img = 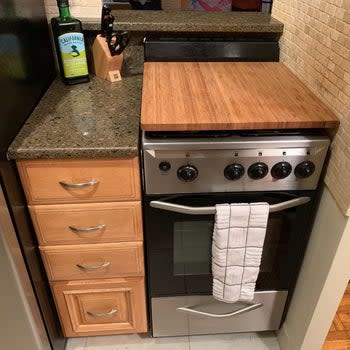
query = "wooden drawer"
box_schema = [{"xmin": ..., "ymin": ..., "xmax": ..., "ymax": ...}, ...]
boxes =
[
  {"xmin": 17, "ymin": 158, "xmax": 140, "ymax": 205},
  {"xmin": 51, "ymin": 277, "xmax": 147, "ymax": 337},
  {"xmin": 29, "ymin": 202, "xmax": 143, "ymax": 245},
  {"xmin": 40, "ymin": 243, "xmax": 144, "ymax": 281}
]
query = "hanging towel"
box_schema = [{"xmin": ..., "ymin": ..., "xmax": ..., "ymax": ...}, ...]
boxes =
[{"xmin": 212, "ymin": 202, "xmax": 269, "ymax": 303}]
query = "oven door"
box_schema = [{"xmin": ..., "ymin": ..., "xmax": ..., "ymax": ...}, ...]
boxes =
[
  {"xmin": 144, "ymin": 191, "xmax": 315, "ymax": 336},
  {"xmin": 144, "ymin": 191, "xmax": 315, "ymax": 298}
]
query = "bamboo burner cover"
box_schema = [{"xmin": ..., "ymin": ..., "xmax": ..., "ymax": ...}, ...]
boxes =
[{"xmin": 141, "ymin": 62, "xmax": 339, "ymax": 131}]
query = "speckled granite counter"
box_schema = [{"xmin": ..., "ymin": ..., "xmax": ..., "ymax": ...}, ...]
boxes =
[
  {"xmin": 82, "ymin": 11, "xmax": 283, "ymax": 35},
  {"xmin": 8, "ymin": 72, "xmax": 142, "ymax": 160},
  {"xmin": 8, "ymin": 11, "xmax": 284, "ymax": 160}
]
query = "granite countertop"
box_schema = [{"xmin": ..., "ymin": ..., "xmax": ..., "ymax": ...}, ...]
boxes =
[
  {"xmin": 8, "ymin": 11, "xmax": 284, "ymax": 160},
  {"xmin": 83, "ymin": 10, "xmax": 283, "ymax": 34},
  {"xmin": 8, "ymin": 71, "xmax": 142, "ymax": 160}
]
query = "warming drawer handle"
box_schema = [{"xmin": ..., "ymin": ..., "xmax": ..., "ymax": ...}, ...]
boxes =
[
  {"xmin": 69, "ymin": 224, "xmax": 106, "ymax": 234},
  {"xmin": 76, "ymin": 261, "xmax": 110, "ymax": 271},
  {"xmin": 150, "ymin": 196, "xmax": 311, "ymax": 215},
  {"xmin": 59, "ymin": 179, "xmax": 99, "ymax": 189},
  {"xmin": 87, "ymin": 308, "xmax": 118, "ymax": 318},
  {"xmin": 177, "ymin": 302, "xmax": 263, "ymax": 319}
]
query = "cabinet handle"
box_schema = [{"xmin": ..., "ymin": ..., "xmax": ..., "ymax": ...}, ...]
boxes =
[
  {"xmin": 69, "ymin": 224, "xmax": 106, "ymax": 234},
  {"xmin": 87, "ymin": 308, "xmax": 118, "ymax": 318},
  {"xmin": 76, "ymin": 261, "xmax": 110, "ymax": 271},
  {"xmin": 59, "ymin": 179, "xmax": 99, "ymax": 189}
]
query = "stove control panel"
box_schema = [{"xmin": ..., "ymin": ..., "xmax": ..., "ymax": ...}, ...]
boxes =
[{"xmin": 142, "ymin": 133, "xmax": 330, "ymax": 195}]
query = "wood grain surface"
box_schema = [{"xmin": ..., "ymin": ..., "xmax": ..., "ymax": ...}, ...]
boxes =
[
  {"xmin": 29, "ymin": 201, "xmax": 143, "ymax": 245},
  {"xmin": 323, "ymin": 284, "xmax": 350, "ymax": 350},
  {"xmin": 40, "ymin": 242, "xmax": 144, "ymax": 281},
  {"xmin": 141, "ymin": 62, "xmax": 339, "ymax": 131},
  {"xmin": 17, "ymin": 158, "xmax": 141, "ymax": 205},
  {"xmin": 51, "ymin": 277, "xmax": 147, "ymax": 337}
]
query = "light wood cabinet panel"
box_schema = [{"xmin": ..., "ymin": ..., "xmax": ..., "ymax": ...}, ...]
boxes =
[
  {"xmin": 17, "ymin": 157, "xmax": 147, "ymax": 337},
  {"xmin": 40, "ymin": 243, "xmax": 144, "ymax": 281},
  {"xmin": 51, "ymin": 277, "xmax": 147, "ymax": 337},
  {"xmin": 17, "ymin": 158, "xmax": 141, "ymax": 205},
  {"xmin": 29, "ymin": 202, "xmax": 143, "ymax": 245}
]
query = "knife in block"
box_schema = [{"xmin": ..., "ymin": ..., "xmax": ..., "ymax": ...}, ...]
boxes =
[{"xmin": 91, "ymin": 34, "xmax": 123, "ymax": 83}]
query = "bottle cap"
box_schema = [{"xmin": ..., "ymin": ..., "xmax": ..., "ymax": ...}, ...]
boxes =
[{"xmin": 57, "ymin": 0, "xmax": 69, "ymax": 7}]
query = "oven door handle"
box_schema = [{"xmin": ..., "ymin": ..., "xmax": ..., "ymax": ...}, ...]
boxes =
[
  {"xmin": 177, "ymin": 302, "xmax": 263, "ymax": 318},
  {"xmin": 150, "ymin": 196, "xmax": 311, "ymax": 215}
]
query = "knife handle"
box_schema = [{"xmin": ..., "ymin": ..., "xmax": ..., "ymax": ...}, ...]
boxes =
[
  {"xmin": 101, "ymin": 4, "xmax": 113, "ymax": 37},
  {"xmin": 107, "ymin": 31, "xmax": 129, "ymax": 56}
]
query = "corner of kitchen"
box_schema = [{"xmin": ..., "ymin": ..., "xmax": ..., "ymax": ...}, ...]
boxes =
[{"xmin": 0, "ymin": 1, "xmax": 349, "ymax": 350}]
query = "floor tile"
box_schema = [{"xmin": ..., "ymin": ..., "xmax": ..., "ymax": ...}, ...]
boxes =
[
  {"xmin": 65, "ymin": 337, "xmax": 87, "ymax": 350},
  {"xmin": 84, "ymin": 333, "xmax": 190, "ymax": 350},
  {"xmin": 189, "ymin": 332, "xmax": 280, "ymax": 350}
]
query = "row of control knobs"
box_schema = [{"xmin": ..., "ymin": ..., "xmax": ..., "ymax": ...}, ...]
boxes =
[
  {"xmin": 225, "ymin": 161, "xmax": 315, "ymax": 180},
  {"xmin": 159, "ymin": 161, "xmax": 315, "ymax": 182}
]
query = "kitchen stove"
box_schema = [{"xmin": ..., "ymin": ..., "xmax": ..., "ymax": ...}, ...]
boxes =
[
  {"xmin": 142, "ymin": 129, "xmax": 330, "ymax": 337},
  {"xmin": 142, "ymin": 31, "xmax": 331, "ymax": 337}
]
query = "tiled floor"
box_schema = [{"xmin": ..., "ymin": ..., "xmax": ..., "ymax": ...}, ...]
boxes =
[
  {"xmin": 322, "ymin": 284, "xmax": 350, "ymax": 350},
  {"xmin": 66, "ymin": 332, "xmax": 280, "ymax": 350}
]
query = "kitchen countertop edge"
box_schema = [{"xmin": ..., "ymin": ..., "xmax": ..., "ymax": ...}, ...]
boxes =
[
  {"xmin": 82, "ymin": 11, "xmax": 284, "ymax": 34},
  {"xmin": 7, "ymin": 73, "xmax": 142, "ymax": 161}
]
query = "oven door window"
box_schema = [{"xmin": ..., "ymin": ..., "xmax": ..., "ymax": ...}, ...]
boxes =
[
  {"xmin": 144, "ymin": 192, "xmax": 314, "ymax": 298},
  {"xmin": 173, "ymin": 220, "xmax": 213, "ymax": 276}
]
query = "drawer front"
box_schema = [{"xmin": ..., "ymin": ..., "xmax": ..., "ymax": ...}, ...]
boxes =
[
  {"xmin": 151, "ymin": 291, "xmax": 288, "ymax": 337},
  {"xmin": 17, "ymin": 158, "xmax": 140, "ymax": 204},
  {"xmin": 30, "ymin": 202, "xmax": 143, "ymax": 245},
  {"xmin": 40, "ymin": 243, "xmax": 144, "ymax": 281},
  {"xmin": 51, "ymin": 277, "xmax": 147, "ymax": 337}
]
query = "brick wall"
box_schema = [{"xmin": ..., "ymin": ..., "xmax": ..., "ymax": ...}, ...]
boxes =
[
  {"xmin": 272, "ymin": 0, "xmax": 350, "ymax": 215},
  {"xmin": 44, "ymin": 0, "xmax": 100, "ymax": 18}
]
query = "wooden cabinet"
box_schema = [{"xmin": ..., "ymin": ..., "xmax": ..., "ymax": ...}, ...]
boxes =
[
  {"xmin": 40, "ymin": 242, "xmax": 144, "ymax": 281},
  {"xmin": 17, "ymin": 158, "xmax": 147, "ymax": 337},
  {"xmin": 29, "ymin": 202, "xmax": 142, "ymax": 245},
  {"xmin": 17, "ymin": 158, "xmax": 141, "ymax": 204},
  {"xmin": 51, "ymin": 278, "xmax": 147, "ymax": 337}
]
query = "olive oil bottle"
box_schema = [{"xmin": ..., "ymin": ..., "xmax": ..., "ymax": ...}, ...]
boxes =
[{"xmin": 51, "ymin": 0, "xmax": 89, "ymax": 85}]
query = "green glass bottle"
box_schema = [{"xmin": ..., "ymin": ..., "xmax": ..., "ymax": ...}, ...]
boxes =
[{"xmin": 51, "ymin": 0, "xmax": 89, "ymax": 85}]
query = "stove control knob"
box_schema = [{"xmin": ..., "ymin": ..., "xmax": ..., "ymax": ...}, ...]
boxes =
[
  {"xmin": 177, "ymin": 165, "xmax": 198, "ymax": 182},
  {"xmin": 295, "ymin": 161, "xmax": 315, "ymax": 179},
  {"xmin": 159, "ymin": 161, "xmax": 171, "ymax": 172},
  {"xmin": 248, "ymin": 162, "xmax": 269, "ymax": 180},
  {"xmin": 271, "ymin": 162, "xmax": 292, "ymax": 179},
  {"xmin": 224, "ymin": 164, "xmax": 245, "ymax": 181}
]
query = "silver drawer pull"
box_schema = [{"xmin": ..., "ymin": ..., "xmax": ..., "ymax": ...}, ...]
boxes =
[
  {"xmin": 87, "ymin": 308, "xmax": 118, "ymax": 318},
  {"xmin": 59, "ymin": 179, "xmax": 99, "ymax": 189},
  {"xmin": 69, "ymin": 224, "xmax": 106, "ymax": 234},
  {"xmin": 177, "ymin": 302, "xmax": 263, "ymax": 318},
  {"xmin": 76, "ymin": 261, "xmax": 110, "ymax": 271}
]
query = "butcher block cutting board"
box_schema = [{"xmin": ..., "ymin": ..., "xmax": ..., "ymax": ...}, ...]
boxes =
[{"xmin": 141, "ymin": 62, "xmax": 339, "ymax": 131}]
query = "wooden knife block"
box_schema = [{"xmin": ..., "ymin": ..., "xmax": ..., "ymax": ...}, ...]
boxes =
[{"xmin": 92, "ymin": 35, "xmax": 123, "ymax": 83}]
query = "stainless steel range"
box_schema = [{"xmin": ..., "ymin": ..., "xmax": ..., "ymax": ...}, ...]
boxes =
[{"xmin": 141, "ymin": 130, "xmax": 329, "ymax": 337}]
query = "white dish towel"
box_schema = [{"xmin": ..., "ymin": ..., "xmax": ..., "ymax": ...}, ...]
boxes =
[{"xmin": 212, "ymin": 202, "xmax": 269, "ymax": 303}]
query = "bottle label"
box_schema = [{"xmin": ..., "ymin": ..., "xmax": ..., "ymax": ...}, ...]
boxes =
[{"xmin": 58, "ymin": 32, "xmax": 88, "ymax": 78}]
